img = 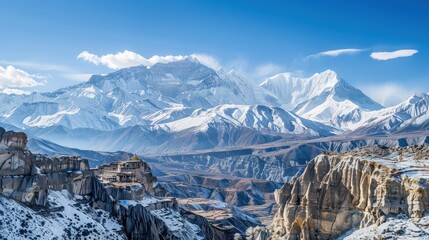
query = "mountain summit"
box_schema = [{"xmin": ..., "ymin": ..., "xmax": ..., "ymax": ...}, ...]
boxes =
[
  {"xmin": 0, "ymin": 59, "xmax": 278, "ymax": 130},
  {"xmin": 260, "ymin": 70, "xmax": 383, "ymax": 128},
  {"xmin": 352, "ymin": 92, "xmax": 429, "ymax": 134},
  {"xmin": 2, "ymin": 62, "xmax": 427, "ymax": 154}
]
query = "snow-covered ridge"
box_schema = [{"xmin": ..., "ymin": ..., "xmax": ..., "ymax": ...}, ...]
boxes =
[
  {"xmin": 259, "ymin": 70, "xmax": 429, "ymax": 133},
  {"xmin": 0, "ymin": 190, "xmax": 125, "ymax": 240},
  {"xmin": 340, "ymin": 214, "xmax": 429, "ymax": 239},
  {"xmin": 0, "ymin": 59, "xmax": 428, "ymax": 146},
  {"xmin": 158, "ymin": 104, "xmax": 336, "ymax": 136},
  {"xmin": 350, "ymin": 92, "xmax": 429, "ymax": 133},
  {"xmin": 260, "ymin": 69, "xmax": 384, "ymax": 128},
  {"xmin": 260, "ymin": 70, "xmax": 343, "ymax": 110},
  {"xmin": 0, "ymin": 59, "xmax": 278, "ymax": 130}
]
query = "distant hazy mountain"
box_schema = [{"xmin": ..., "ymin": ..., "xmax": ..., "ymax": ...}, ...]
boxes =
[
  {"xmin": 22, "ymin": 104, "xmax": 336, "ymax": 154},
  {"xmin": 27, "ymin": 137, "xmax": 132, "ymax": 167}
]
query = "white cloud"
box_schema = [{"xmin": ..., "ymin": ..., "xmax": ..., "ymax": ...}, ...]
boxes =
[
  {"xmin": 221, "ymin": 59, "xmax": 291, "ymax": 83},
  {"xmin": 190, "ymin": 53, "xmax": 221, "ymax": 69},
  {"xmin": 77, "ymin": 50, "xmax": 188, "ymax": 69},
  {"xmin": 370, "ymin": 49, "xmax": 418, "ymax": 60},
  {"xmin": 0, "ymin": 60, "xmax": 73, "ymax": 72},
  {"xmin": 362, "ymin": 83, "xmax": 416, "ymax": 107},
  {"xmin": 307, "ymin": 48, "xmax": 364, "ymax": 59},
  {"xmin": 77, "ymin": 50, "xmax": 226, "ymax": 70},
  {"xmin": 0, "ymin": 60, "xmax": 93, "ymax": 83},
  {"xmin": 1, "ymin": 88, "xmax": 31, "ymax": 95},
  {"xmin": 60, "ymin": 73, "xmax": 93, "ymax": 82},
  {"xmin": 254, "ymin": 63, "xmax": 284, "ymax": 79},
  {"xmin": 0, "ymin": 65, "xmax": 44, "ymax": 89}
]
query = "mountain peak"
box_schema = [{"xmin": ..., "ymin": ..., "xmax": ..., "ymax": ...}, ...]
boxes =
[
  {"xmin": 272, "ymin": 72, "xmax": 294, "ymax": 79},
  {"xmin": 319, "ymin": 69, "xmax": 338, "ymax": 77},
  {"xmin": 260, "ymin": 72, "xmax": 301, "ymax": 87},
  {"xmin": 309, "ymin": 69, "xmax": 342, "ymax": 87},
  {"xmin": 151, "ymin": 57, "xmax": 204, "ymax": 68},
  {"xmin": 410, "ymin": 92, "xmax": 428, "ymax": 99},
  {"xmin": 260, "ymin": 69, "xmax": 383, "ymax": 127},
  {"xmin": 403, "ymin": 92, "xmax": 429, "ymax": 105}
]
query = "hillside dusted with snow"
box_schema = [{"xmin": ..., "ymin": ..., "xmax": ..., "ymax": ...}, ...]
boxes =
[{"xmin": 351, "ymin": 93, "xmax": 429, "ymax": 134}]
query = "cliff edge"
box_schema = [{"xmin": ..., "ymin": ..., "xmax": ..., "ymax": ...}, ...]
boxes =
[
  {"xmin": 0, "ymin": 127, "xmax": 231, "ymax": 239},
  {"xmin": 249, "ymin": 145, "xmax": 429, "ymax": 239}
]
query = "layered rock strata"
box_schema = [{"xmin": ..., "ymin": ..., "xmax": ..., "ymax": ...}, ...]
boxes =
[
  {"xmin": 0, "ymin": 128, "xmax": 93, "ymax": 205},
  {"xmin": 0, "ymin": 127, "xmax": 230, "ymax": 239},
  {"xmin": 255, "ymin": 145, "xmax": 429, "ymax": 239}
]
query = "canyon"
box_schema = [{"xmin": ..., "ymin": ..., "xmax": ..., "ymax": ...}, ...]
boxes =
[
  {"xmin": 3, "ymin": 124, "xmax": 429, "ymax": 239},
  {"xmin": 0, "ymin": 127, "xmax": 257, "ymax": 239}
]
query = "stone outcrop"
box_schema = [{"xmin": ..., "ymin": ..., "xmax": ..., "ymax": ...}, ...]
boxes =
[
  {"xmin": 178, "ymin": 198, "xmax": 260, "ymax": 236},
  {"xmin": 119, "ymin": 203, "xmax": 179, "ymax": 239},
  {"xmin": 0, "ymin": 131, "xmax": 32, "ymax": 176},
  {"xmin": 0, "ymin": 127, "xmax": 230, "ymax": 239},
  {"xmin": 180, "ymin": 208, "xmax": 236, "ymax": 240},
  {"xmin": 94, "ymin": 154, "xmax": 165, "ymax": 197},
  {"xmin": 0, "ymin": 129, "xmax": 93, "ymax": 205},
  {"xmin": 255, "ymin": 145, "xmax": 429, "ymax": 239},
  {"xmin": 1, "ymin": 130, "xmax": 27, "ymax": 150}
]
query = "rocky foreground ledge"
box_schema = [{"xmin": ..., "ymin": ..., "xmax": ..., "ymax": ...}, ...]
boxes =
[
  {"xmin": 0, "ymin": 127, "xmax": 245, "ymax": 239},
  {"xmin": 248, "ymin": 144, "xmax": 429, "ymax": 239}
]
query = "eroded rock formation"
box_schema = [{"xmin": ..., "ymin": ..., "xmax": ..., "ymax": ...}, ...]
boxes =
[
  {"xmin": 0, "ymin": 128, "xmax": 93, "ymax": 206},
  {"xmin": 0, "ymin": 127, "xmax": 232, "ymax": 239},
  {"xmin": 254, "ymin": 145, "xmax": 429, "ymax": 239}
]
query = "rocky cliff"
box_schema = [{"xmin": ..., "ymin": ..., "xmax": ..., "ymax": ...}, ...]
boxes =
[
  {"xmin": 252, "ymin": 145, "xmax": 429, "ymax": 239},
  {"xmin": 0, "ymin": 127, "xmax": 94, "ymax": 206},
  {"xmin": 0, "ymin": 127, "xmax": 233, "ymax": 239}
]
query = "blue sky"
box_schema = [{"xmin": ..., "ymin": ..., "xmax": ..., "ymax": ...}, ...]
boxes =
[{"xmin": 0, "ymin": 0, "xmax": 427, "ymax": 106}]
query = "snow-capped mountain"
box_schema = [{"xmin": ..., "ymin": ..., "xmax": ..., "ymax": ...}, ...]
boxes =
[
  {"xmin": 27, "ymin": 137, "xmax": 132, "ymax": 167},
  {"xmin": 1, "ymin": 58, "xmax": 428, "ymax": 155},
  {"xmin": 352, "ymin": 92, "xmax": 429, "ymax": 134},
  {"xmin": 19, "ymin": 104, "xmax": 336, "ymax": 154},
  {"xmin": 260, "ymin": 70, "xmax": 383, "ymax": 128},
  {"xmin": 260, "ymin": 70, "xmax": 429, "ymax": 134},
  {"xmin": 0, "ymin": 61, "xmax": 381, "ymax": 134},
  {"xmin": 0, "ymin": 58, "xmax": 278, "ymax": 130},
  {"xmin": 156, "ymin": 104, "xmax": 336, "ymax": 136},
  {"xmin": 0, "ymin": 58, "xmax": 338, "ymax": 154}
]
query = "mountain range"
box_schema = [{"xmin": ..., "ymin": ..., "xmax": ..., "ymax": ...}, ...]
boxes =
[{"xmin": 0, "ymin": 57, "xmax": 428, "ymax": 154}]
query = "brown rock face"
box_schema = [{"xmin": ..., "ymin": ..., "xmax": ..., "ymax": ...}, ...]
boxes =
[
  {"xmin": 0, "ymin": 128, "xmax": 93, "ymax": 205},
  {"xmin": 266, "ymin": 145, "xmax": 429, "ymax": 240},
  {"xmin": 0, "ymin": 130, "xmax": 32, "ymax": 176},
  {"xmin": 1, "ymin": 131, "xmax": 27, "ymax": 150}
]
